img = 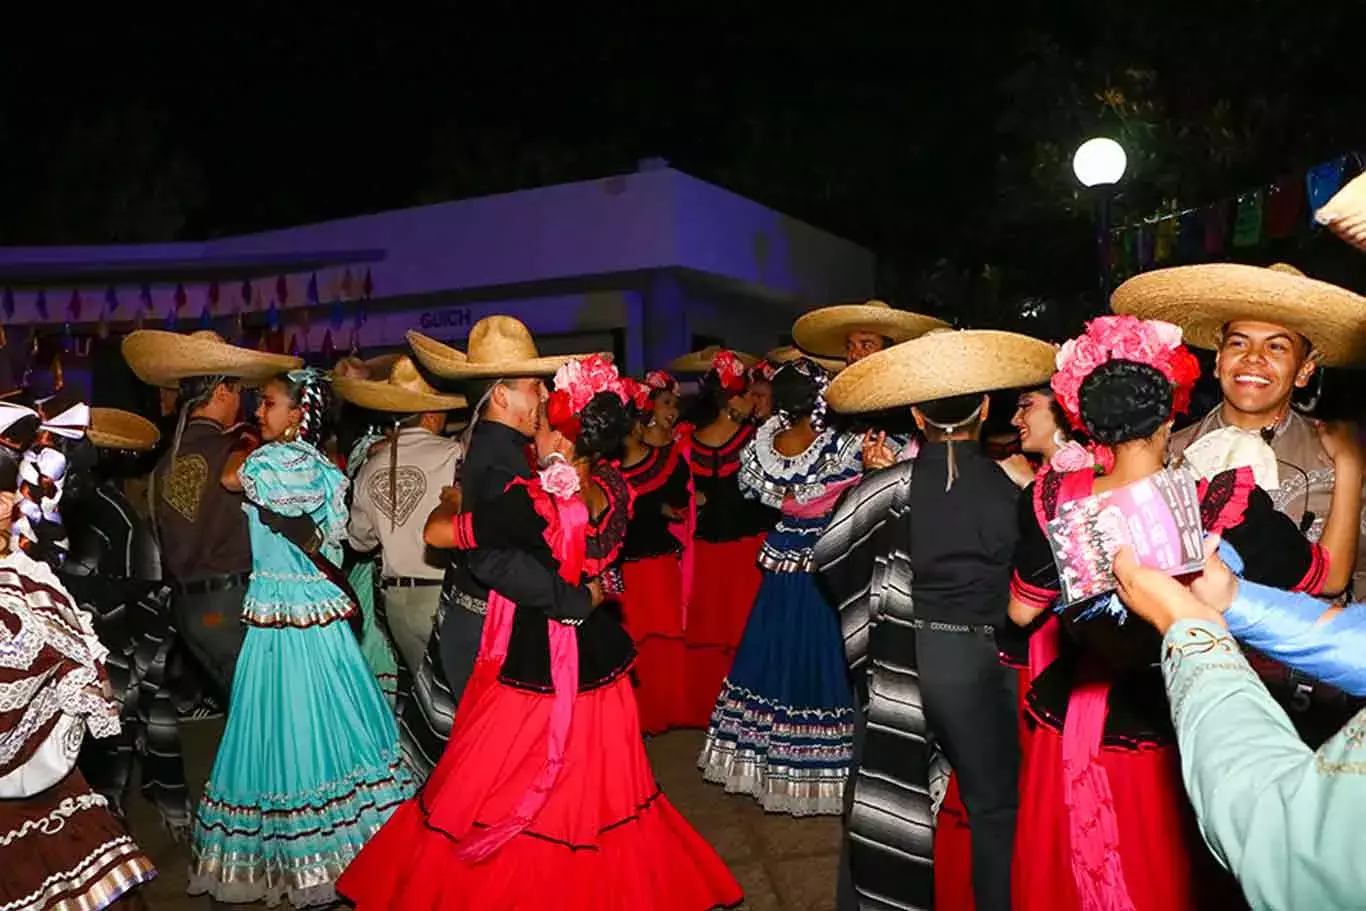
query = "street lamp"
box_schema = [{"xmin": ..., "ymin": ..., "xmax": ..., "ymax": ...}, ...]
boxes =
[{"xmin": 1073, "ymin": 137, "xmax": 1127, "ymax": 304}]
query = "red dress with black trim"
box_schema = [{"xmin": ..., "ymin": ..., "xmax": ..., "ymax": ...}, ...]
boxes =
[
  {"xmin": 1008, "ymin": 466, "xmax": 1325, "ymax": 911},
  {"xmin": 337, "ymin": 463, "xmax": 743, "ymax": 911},
  {"xmin": 619, "ymin": 443, "xmax": 694, "ymax": 734},
  {"xmin": 681, "ymin": 423, "xmax": 776, "ymax": 727}
]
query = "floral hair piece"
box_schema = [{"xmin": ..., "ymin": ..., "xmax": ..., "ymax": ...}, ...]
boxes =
[
  {"xmin": 622, "ymin": 377, "xmax": 652, "ymax": 412},
  {"xmin": 643, "ymin": 370, "xmax": 678, "ymax": 395},
  {"xmin": 749, "ymin": 359, "xmax": 779, "ymax": 383},
  {"xmin": 547, "ymin": 354, "xmax": 629, "ymax": 441},
  {"xmin": 710, "ymin": 350, "xmax": 748, "ymax": 395},
  {"xmin": 1051, "ymin": 315, "xmax": 1201, "ymax": 432}
]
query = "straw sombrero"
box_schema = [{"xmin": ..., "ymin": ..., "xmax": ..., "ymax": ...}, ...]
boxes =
[
  {"xmin": 791, "ymin": 300, "xmax": 949, "ymax": 360},
  {"xmin": 122, "ymin": 330, "xmax": 303, "ymax": 389},
  {"xmin": 826, "ymin": 329, "xmax": 1058, "ymax": 414},
  {"xmin": 1316, "ymin": 171, "xmax": 1366, "ymax": 254},
  {"xmin": 86, "ymin": 407, "xmax": 159, "ymax": 452},
  {"xmin": 764, "ymin": 346, "xmax": 844, "ymax": 374},
  {"xmin": 333, "ymin": 355, "xmax": 467, "ymax": 414},
  {"xmin": 333, "ymin": 352, "xmax": 402, "ymax": 381},
  {"xmin": 1110, "ymin": 262, "xmax": 1366, "ymax": 366},
  {"xmin": 668, "ymin": 345, "xmax": 760, "ymax": 374},
  {"xmin": 408, "ymin": 316, "xmax": 598, "ymax": 380}
]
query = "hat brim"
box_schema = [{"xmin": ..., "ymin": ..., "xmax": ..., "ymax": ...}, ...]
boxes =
[
  {"xmin": 86, "ymin": 407, "xmax": 160, "ymax": 452},
  {"xmin": 406, "ymin": 330, "xmax": 598, "ymax": 380},
  {"xmin": 764, "ymin": 347, "xmax": 844, "ymax": 374},
  {"xmin": 1316, "ymin": 171, "xmax": 1366, "ymax": 254},
  {"xmin": 1110, "ymin": 264, "xmax": 1366, "ymax": 367},
  {"xmin": 792, "ymin": 305, "xmax": 950, "ymax": 359},
  {"xmin": 332, "ymin": 376, "xmax": 467, "ymax": 414},
  {"xmin": 668, "ymin": 349, "xmax": 760, "ymax": 374},
  {"xmin": 827, "ymin": 330, "xmax": 1058, "ymax": 414},
  {"xmin": 122, "ymin": 330, "xmax": 303, "ymax": 389}
]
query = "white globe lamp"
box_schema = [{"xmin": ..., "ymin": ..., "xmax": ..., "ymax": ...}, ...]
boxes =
[{"xmin": 1072, "ymin": 138, "xmax": 1127, "ymax": 188}]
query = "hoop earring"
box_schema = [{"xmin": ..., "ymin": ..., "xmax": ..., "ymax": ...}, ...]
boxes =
[
  {"xmin": 283, "ymin": 424, "xmax": 299, "ymax": 443},
  {"xmin": 1052, "ymin": 429, "xmax": 1067, "ymax": 449}
]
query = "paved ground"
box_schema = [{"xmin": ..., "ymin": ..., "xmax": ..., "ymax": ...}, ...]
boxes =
[{"xmin": 127, "ymin": 725, "xmax": 842, "ymax": 910}]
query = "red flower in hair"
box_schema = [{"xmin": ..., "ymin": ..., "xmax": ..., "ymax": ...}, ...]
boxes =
[
  {"xmin": 623, "ymin": 377, "xmax": 652, "ymax": 411},
  {"xmin": 1052, "ymin": 315, "xmax": 1198, "ymax": 430},
  {"xmin": 546, "ymin": 388, "xmax": 581, "ymax": 440},
  {"xmin": 643, "ymin": 370, "xmax": 677, "ymax": 394},
  {"xmin": 750, "ymin": 359, "xmax": 778, "ymax": 383},
  {"xmin": 711, "ymin": 350, "xmax": 747, "ymax": 394}
]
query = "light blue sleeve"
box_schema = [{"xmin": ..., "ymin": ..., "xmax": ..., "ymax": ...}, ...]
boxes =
[
  {"xmin": 1225, "ymin": 580, "xmax": 1366, "ymax": 697},
  {"xmin": 1163, "ymin": 619, "xmax": 1366, "ymax": 909}
]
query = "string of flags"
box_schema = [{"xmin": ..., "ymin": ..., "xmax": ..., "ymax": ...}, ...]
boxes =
[{"xmin": 1107, "ymin": 151, "xmax": 1366, "ymax": 279}]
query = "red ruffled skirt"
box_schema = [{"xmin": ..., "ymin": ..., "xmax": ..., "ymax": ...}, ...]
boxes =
[
  {"xmin": 621, "ymin": 555, "xmax": 688, "ymax": 735},
  {"xmin": 683, "ymin": 535, "xmax": 764, "ymax": 728},
  {"xmin": 1012, "ymin": 724, "xmax": 1244, "ymax": 911},
  {"xmin": 337, "ymin": 673, "xmax": 743, "ymax": 910}
]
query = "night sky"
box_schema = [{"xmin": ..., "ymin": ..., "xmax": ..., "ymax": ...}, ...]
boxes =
[{"xmin": 2, "ymin": 3, "xmax": 1363, "ymax": 303}]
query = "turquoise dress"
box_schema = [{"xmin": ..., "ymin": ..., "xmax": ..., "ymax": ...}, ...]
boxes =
[{"xmin": 188, "ymin": 440, "xmax": 416, "ymax": 908}]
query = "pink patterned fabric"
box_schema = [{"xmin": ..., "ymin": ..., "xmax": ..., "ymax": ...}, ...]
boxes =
[
  {"xmin": 455, "ymin": 490, "xmax": 589, "ymax": 863},
  {"xmin": 781, "ymin": 475, "xmax": 860, "ymax": 518}
]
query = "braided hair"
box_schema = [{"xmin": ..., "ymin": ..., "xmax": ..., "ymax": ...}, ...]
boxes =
[
  {"xmin": 770, "ymin": 358, "xmax": 830, "ymax": 431},
  {"xmin": 270, "ymin": 368, "xmax": 335, "ymax": 450}
]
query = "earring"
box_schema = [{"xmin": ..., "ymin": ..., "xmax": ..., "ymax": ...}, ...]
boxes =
[
  {"xmin": 283, "ymin": 424, "xmax": 299, "ymax": 443},
  {"xmin": 1052, "ymin": 429, "xmax": 1067, "ymax": 449}
]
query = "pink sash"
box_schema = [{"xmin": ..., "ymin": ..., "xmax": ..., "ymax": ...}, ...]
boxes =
[{"xmin": 455, "ymin": 489, "xmax": 588, "ymax": 863}]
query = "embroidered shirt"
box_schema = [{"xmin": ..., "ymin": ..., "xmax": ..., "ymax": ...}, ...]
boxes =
[{"xmin": 152, "ymin": 418, "xmax": 253, "ymax": 581}]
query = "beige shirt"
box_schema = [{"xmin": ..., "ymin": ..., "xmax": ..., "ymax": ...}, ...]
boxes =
[
  {"xmin": 1170, "ymin": 407, "xmax": 1366, "ymax": 594},
  {"xmin": 349, "ymin": 428, "xmax": 464, "ymax": 581}
]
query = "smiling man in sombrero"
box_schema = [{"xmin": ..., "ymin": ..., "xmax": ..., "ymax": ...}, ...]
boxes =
[
  {"xmin": 813, "ymin": 328, "xmax": 1058, "ymax": 911},
  {"xmin": 792, "ymin": 299, "xmax": 949, "ymax": 366},
  {"xmin": 407, "ymin": 316, "xmax": 605, "ymax": 766},
  {"xmin": 121, "ymin": 329, "xmax": 302, "ymax": 713}
]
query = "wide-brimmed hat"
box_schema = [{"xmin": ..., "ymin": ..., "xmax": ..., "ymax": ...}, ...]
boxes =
[
  {"xmin": 1316, "ymin": 171, "xmax": 1366, "ymax": 254},
  {"xmin": 122, "ymin": 330, "xmax": 303, "ymax": 389},
  {"xmin": 86, "ymin": 407, "xmax": 160, "ymax": 452},
  {"xmin": 826, "ymin": 329, "xmax": 1058, "ymax": 414},
  {"xmin": 791, "ymin": 300, "xmax": 949, "ymax": 359},
  {"xmin": 764, "ymin": 345, "xmax": 844, "ymax": 374},
  {"xmin": 408, "ymin": 315, "xmax": 599, "ymax": 380},
  {"xmin": 668, "ymin": 345, "xmax": 760, "ymax": 374},
  {"xmin": 333, "ymin": 355, "xmax": 467, "ymax": 414},
  {"xmin": 333, "ymin": 352, "xmax": 402, "ymax": 381},
  {"xmin": 1110, "ymin": 262, "xmax": 1366, "ymax": 366}
]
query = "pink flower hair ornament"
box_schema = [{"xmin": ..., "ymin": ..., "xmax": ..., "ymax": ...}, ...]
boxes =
[
  {"xmin": 547, "ymin": 354, "xmax": 631, "ymax": 440},
  {"xmin": 710, "ymin": 350, "xmax": 748, "ymax": 394},
  {"xmin": 643, "ymin": 370, "xmax": 679, "ymax": 395},
  {"xmin": 1051, "ymin": 315, "xmax": 1201, "ymax": 433}
]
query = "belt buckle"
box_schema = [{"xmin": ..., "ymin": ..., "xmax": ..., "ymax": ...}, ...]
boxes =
[{"xmin": 1290, "ymin": 683, "xmax": 1313, "ymax": 713}]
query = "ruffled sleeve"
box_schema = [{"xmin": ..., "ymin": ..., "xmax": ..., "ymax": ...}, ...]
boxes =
[
  {"xmin": 1216, "ymin": 471, "xmax": 1327, "ymax": 594},
  {"xmin": 240, "ymin": 441, "xmax": 349, "ymax": 550}
]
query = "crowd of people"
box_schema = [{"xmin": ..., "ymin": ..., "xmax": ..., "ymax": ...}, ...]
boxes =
[{"xmin": 4, "ymin": 174, "xmax": 1366, "ymax": 911}]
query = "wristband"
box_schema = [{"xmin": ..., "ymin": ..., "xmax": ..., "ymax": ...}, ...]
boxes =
[{"xmin": 450, "ymin": 512, "xmax": 476, "ymax": 550}]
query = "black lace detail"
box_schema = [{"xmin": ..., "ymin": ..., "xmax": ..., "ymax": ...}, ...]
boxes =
[
  {"xmin": 586, "ymin": 462, "xmax": 631, "ymax": 566},
  {"xmin": 1038, "ymin": 467, "xmax": 1065, "ymax": 522},
  {"xmin": 688, "ymin": 424, "xmax": 754, "ymax": 479},
  {"xmin": 619, "ymin": 445, "xmax": 673, "ymax": 493}
]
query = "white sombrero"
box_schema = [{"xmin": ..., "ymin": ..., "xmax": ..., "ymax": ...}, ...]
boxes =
[
  {"xmin": 122, "ymin": 330, "xmax": 303, "ymax": 389},
  {"xmin": 763, "ymin": 345, "xmax": 844, "ymax": 375},
  {"xmin": 1316, "ymin": 171, "xmax": 1366, "ymax": 254},
  {"xmin": 668, "ymin": 345, "xmax": 760, "ymax": 374},
  {"xmin": 408, "ymin": 315, "xmax": 600, "ymax": 380},
  {"xmin": 827, "ymin": 329, "xmax": 1058, "ymax": 414},
  {"xmin": 333, "ymin": 355, "xmax": 467, "ymax": 414},
  {"xmin": 791, "ymin": 300, "xmax": 949, "ymax": 360},
  {"xmin": 1110, "ymin": 262, "xmax": 1366, "ymax": 366},
  {"xmin": 86, "ymin": 408, "xmax": 159, "ymax": 452}
]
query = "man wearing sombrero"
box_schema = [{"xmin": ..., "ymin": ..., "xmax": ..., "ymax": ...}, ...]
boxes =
[
  {"xmin": 1112, "ymin": 262, "xmax": 1366, "ymax": 737},
  {"xmin": 122, "ymin": 329, "xmax": 303, "ymax": 708},
  {"xmin": 408, "ymin": 317, "xmax": 603, "ymax": 759},
  {"xmin": 792, "ymin": 299, "xmax": 948, "ymax": 366},
  {"xmin": 814, "ymin": 329, "xmax": 1058, "ymax": 911},
  {"xmin": 336, "ymin": 356, "xmax": 466, "ymax": 678}
]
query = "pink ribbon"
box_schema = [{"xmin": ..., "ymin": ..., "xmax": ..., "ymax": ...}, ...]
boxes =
[
  {"xmin": 455, "ymin": 493, "xmax": 588, "ymax": 863},
  {"xmin": 782, "ymin": 475, "xmax": 860, "ymax": 519}
]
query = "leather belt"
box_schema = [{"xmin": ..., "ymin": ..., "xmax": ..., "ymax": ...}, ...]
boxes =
[
  {"xmin": 911, "ymin": 617, "xmax": 996, "ymax": 637},
  {"xmin": 383, "ymin": 576, "xmax": 443, "ymax": 589},
  {"xmin": 173, "ymin": 572, "xmax": 250, "ymax": 596}
]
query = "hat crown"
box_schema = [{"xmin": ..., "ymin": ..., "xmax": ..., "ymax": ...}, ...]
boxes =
[
  {"xmin": 466, "ymin": 316, "xmax": 541, "ymax": 365},
  {"xmin": 1268, "ymin": 262, "xmax": 1306, "ymax": 277},
  {"xmin": 387, "ymin": 356, "xmax": 441, "ymax": 396},
  {"xmin": 189, "ymin": 330, "xmax": 228, "ymax": 344}
]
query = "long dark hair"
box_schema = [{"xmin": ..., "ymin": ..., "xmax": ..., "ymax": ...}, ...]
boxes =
[{"xmin": 268, "ymin": 368, "xmax": 335, "ymax": 450}]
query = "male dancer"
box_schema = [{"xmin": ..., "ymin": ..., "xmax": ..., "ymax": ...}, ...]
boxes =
[
  {"xmin": 816, "ymin": 329, "xmax": 1058, "ymax": 911},
  {"xmin": 407, "ymin": 318, "xmax": 601, "ymax": 770}
]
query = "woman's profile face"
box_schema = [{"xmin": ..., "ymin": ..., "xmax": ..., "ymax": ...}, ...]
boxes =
[
  {"xmin": 748, "ymin": 381, "xmax": 773, "ymax": 422},
  {"xmin": 1011, "ymin": 391, "xmax": 1062, "ymax": 455},
  {"xmin": 255, "ymin": 380, "xmax": 302, "ymax": 442},
  {"xmin": 650, "ymin": 390, "xmax": 680, "ymax": 431}
]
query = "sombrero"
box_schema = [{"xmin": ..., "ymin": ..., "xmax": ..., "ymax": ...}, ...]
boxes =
[
  {"xmin": 826, "ymin": 329, "xmax": 1058, "ymax": 414},
  {"xmin": 668, "ymin": 345, "xmax": 759, "ymax": 374},
  {"xmin": 1110, "ymin": 262, "xmax": 1366, "ymax": 366},
  {"xmin": 333, "ymin": 355, "xmax": 467, "ymax": 414},
  {"xmin": 86, "ymin": 407, "xmax": 159, "ymax": 452},
  {"xmin": 122, "ymin": 330, "xmax": 303, "ymax": 389},
  {"xmin": 333, "ymin": 352, "xmax": 402, "ymax": 381},
  {"xmin": 764, "ymin": 345, "xmax": 844, "ymax": 374},
  {"xmin": 1316, "ymin": 171, "xmax": 1366, "ymax": 254},
  {"xmin": 791, "ymin": 300, "xmax": 949, "ymax": 360},
  {"xmin": 408, "ymin": 315, "xmax": 598, "ymax": 380}
]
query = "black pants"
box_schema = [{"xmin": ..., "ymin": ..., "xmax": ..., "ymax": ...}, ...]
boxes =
[
  {"xmin": 917, "ymin": 626, "xmax": 1020, "ymax": 911},
  {"xmin": 171, "ymin": 587, "xmax": 246, "ymax": 704},
  {"xmin": 438, "ymin": 597, "xmax": 487, "ymax": 707}
]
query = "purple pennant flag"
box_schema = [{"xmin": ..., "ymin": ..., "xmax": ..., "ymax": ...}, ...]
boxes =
[
  {"xmin": 2, "ymin": 288, "xmax": 14, "ymax": 319},
  {"xmin": 240, "ymin": 278, "xmax": 252, "ymax": 310},
  {"xmin": 200, "ymin": 301, "xmax": 213, "ymax": 328},
  {"xmin": 330, "ymin": 297, "xmax": 344, "ymax": 329},
  {"xmin": 35, "ymin": 290, "xmax": 47, "ymax": 320},
  {"xmin": 67, "ymin": 290, "xmax": 82, "ymax": 321},
  {"xmin": 267, "ymin": 299, "xmax": 280, "ymax": 330},
  {"xmin": 139, "ymin": 283, "xmax": 153, "ymax": 314},
  {"xmin": 104, "ymin": 285, "xmax": 118, "ymax": 313},
  {"xmin": 307, "ymin": 273, "xmax": 319, "ymax": 306}
]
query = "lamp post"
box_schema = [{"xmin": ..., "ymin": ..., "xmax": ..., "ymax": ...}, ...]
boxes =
[{"xmin": 1073, "ymin": 137, "xmax": 1128, "ymax": 303}]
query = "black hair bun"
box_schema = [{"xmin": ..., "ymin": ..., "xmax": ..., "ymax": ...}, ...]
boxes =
[
  {"xmin": 1078, "ymin": 360, "xmax": 1172, "ymax": 445},
  {"xmin": 576, "ymin": 391, "xmax": 633, "ymax": 461},
  {"xmin": 770, "ymin": 362, "xmax": 821, "ymax": 421}
]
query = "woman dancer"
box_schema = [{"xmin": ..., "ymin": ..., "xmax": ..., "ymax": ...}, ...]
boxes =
[
  {"xmin": 0, "ymin": 401, "xmax": 158, "ymax": 911},
  {"xmin": 618, "ymin": 379, "xmax": 693, "ymax": 734},
  {"xmin": 675, "ymin": 350, "xmax": 776, "ymax": 727},
  {"xmin": 338, "ymin": 356, "xmax": 742, "ymax": 910},
  {"xmin": 1007, "ymin": 315, "xmax": 1355, "ymax": 910},
  {"xmin": 188, "ymin": 368, "xmax": 414, "ymax": 908},
  {"xmin": 698, "ymin": 357, "xmax": 861, "ymax": 815}
]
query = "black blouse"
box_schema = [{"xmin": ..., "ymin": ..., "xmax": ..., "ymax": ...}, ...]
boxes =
[
  {"xmin": 620, "ymin": 444, "xmax": 691, "ymax": 561},
  {"xmin": 463, "ymin": 464, "xmax": 635, "ymax": 692},
  {"xmin": 688, "ymin": 424, "xmax": 777, "ymax": 543},
  {"xmin": 1008, "ymin": 466, "xmax": 1325, "ymax": 748}
]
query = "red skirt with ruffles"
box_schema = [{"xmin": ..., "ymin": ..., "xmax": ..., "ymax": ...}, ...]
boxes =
[
  {"xmin": 682, "ymin": 535, "xmax": 764, "ymax": 728},
  {"xmin": 337, "ymin": 673, "xmax": 743, "ymax": 910},
  {"xmin": 621, "ymin": 555, "xmax": 688, "ymax": 735}
]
